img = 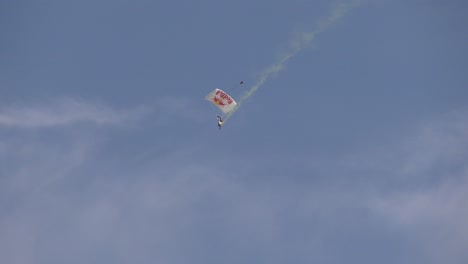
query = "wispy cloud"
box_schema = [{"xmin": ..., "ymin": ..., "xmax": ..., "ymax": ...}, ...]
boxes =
[
  {"xmin": 399, "ymin": 111, "xmax": 468, "ymax": 176},
  {"xmin": 0, "ymin": 98, "xmax": 150, "ymax": 128},
  {"xmin": 371, "ymin": 176, "xmax": 468, "ymax": 263},
  {"xmin": 2, "ymin": 108, "xmax": 467, "ymax": 264},
  {"xmin": 155, "ymin": 96, "xmax": 205, "ymax": 122},
  {"xmin": 363, "ymin": 110, "xmax": 468, "ymax": 263}
]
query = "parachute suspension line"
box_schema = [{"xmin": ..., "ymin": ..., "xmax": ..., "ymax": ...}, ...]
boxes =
[{"xmin": 226, "ymin": 81, "xmax": 244, "ymax": 94}]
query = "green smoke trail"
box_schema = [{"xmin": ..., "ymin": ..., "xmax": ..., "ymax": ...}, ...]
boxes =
[{"xmin": 224, "ymin": 1, "xmax": 360, "ymax": 122}]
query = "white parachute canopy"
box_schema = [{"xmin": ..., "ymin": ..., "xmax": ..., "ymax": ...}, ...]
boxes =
[{"xmin": 205, "ymin": 88, "xmax": 238, "ymax": 114}]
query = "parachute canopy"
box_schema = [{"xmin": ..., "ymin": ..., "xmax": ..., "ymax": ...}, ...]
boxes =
[{"xmin": 205, "ymin": 88, "xmax": 237, "ymax": 114}]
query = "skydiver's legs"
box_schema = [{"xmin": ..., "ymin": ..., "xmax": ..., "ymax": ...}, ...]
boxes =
[{"xmin": 217, "ymin": 116, "xmax": 223, "ymax": 129}]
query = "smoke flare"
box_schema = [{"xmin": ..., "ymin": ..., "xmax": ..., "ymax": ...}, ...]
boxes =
[{"xmin": 224, "ymin": 1, "xmax": 360, "ymax": 122}]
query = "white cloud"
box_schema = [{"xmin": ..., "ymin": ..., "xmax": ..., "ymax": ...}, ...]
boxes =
[
  {"xmin": 364, "ymin": 110, "xmax": 468, "ymax": 263},
  {"xmin": 155, "ymin": 96, "xmax": 205, "ymax": 122},
  {"xmin": 0, "ymin": 133, "xmax": 99, "ymax": 264},
  {"xmin": 0, "ymin": 98, "xmax": 150, "ymax": 128},
  {"xmin": 399, "ymin": 110, "xmax": 468, "ymax": 176},
  {"xmin": 371, "ymin": 175, "xmax": 468, "ymax": 263},
  {"xmin": 2, "ymin": 107, "xmax": 468, "ymax": 264}
]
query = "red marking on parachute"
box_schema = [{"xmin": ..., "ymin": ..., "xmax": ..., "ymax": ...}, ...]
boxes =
[
  {"xmin": 215, "ymin": 90, "xmax": 233, "ymax": 104},
  {"xmin": 213, "ymin": 97, "xmax": 226, "ymax": 106}
]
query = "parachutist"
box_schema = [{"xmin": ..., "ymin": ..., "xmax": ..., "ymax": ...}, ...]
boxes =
[
  {"xmin": 205, "ymin": 88, "xmax": 237, "ymax": 128},
  {"xmin": 217, "ymin": 116, "xmax": 223, "ymax": 129}
]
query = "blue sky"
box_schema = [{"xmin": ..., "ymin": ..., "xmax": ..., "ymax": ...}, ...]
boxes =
[{"xmin": 1, "ymin": 0, "xmax": 468, "ymax": 263}]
